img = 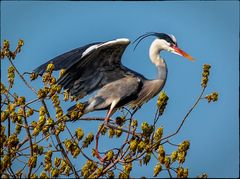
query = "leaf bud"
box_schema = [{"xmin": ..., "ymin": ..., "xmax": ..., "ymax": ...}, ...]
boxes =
[
  {"xmin": 157, "ymin": 91, "xmax": 169, "ymax": 115},
  {"xmin": 129, "ymin": 139, "xmax": 138, "ymax": 152},
  {"xmin": 177, "ymin": 151, "xmax": 186, "ymax": 164},
  {"xmin": 153, "ymin": 127, "xmax": 163, "ymax": 142},
  {"xmin": 1, "ymin": 111, "xmax": 8, "ymax": 122},
  {"xmin": 51, "ymin": 168, "xmax": 59, "ymax": 177},
  {"xmin": 141, "ymin": 122, "xmax": 154, "ymax": 137},
  {"xmin": 30, "ymin": 174, "xmax": 38, "ymax": 179},
  {"xmin": 64, "ymin": 166, "xmax": 70, "ymax": 176},
  {"xmin": 17, "ymin": 96, "xmax": 26, "ymax": 106},
  {"xmin": 171, "ymin": 151, "xmax": 178, "ymax": 162},
  {"xmin": 75, "ymin": 128, "xmax": 84, "ymax": 141},
  {"xmin": 98, "ymin": 124, "xmax": 107, "ymax": 135},
  {"xmin": 131, "ymin": 119, "xmax": 138, "ymax": 128},
  {"xmin": 106, "ymin": 150, "xmax": 114, "ymax": 161},
  {"xmin": 205, "ymin": 92, "xmax": 219, "ymax": 103},
  {"xmin": 153, "ymin": 163, "xmax": 162, "ymax": 177},
  {"xmin": 115, "ymin": 126, "xmax": 122, "ymax": 137},
  {"xmin": 30, "ymin": 72, "xmax": 38, "ymax": 81},
  {"xmin": 183, "ymin": 168, "xmax": 189, "ymax": 178},
  {"xmin": 39, "ymin": 172, "xmax": 48, "ymax": 179},
  {"xmin": 137, "ymin": 140, "xmax": 146, "ymax": 153},
  {"xmin": 107, "ymin": 171, "xmax": 115, "ymax": 179},
  {"xmin": 54, "ymin": 157, "xmax": 61, "ymax": 167},
  {"xmin": 18, "ymin": 39, "xmax": 24, "ymax": 47},
  {"xmin": 59, "ymin": 69, "xmax": 66, "ymax": 78},
  {"xmin": 164, "ymin": 157, "xmax": 171, "ymax": 169},
  {"xmin": 26, "ymin": 108, "xmax": 34, "ymax": 117},
  {"xmin": 143, "ymin": 153, "xmax": 151, "ymax": 165},
  {"xmin": 28, "ymin": 154, "xmax": 37, "ymax": 168},
  {"xmin": 72, "ymin": 146, "xmax": 80, "ymax": 158},
  {"xmin": 177, "ymin": 167, "xmax": 184, "ymax": 178},
  {"xmin": 46, "ymin": 63, "xmax": 55, "ymax": 73},
  {"xmin": 82, "ymin": 132, "xmax": 94, "ymax": 148},
  {"xmin": 108, "ymin": 128, "xmax": 115, "ymax": 138}
]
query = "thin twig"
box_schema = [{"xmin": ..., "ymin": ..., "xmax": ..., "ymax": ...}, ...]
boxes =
[
  {"xmin": 7, "ymin": 57, "xmax": 37, "ymax": 94},
  {"xmin": 41, "ymin": 99, "xmax": 80, "ymax": 178},
  {"xmin": 22, "ymin": 106, "xmax": 34, "ymax": 178},
  {"xmin": 161, "ymin": 87, "xmax": 206, "ymax": 141}
]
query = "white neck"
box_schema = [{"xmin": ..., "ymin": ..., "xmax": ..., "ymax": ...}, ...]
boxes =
[{"xmin": 149, "ymin": 39, "xmax": 168, "ymax": 80}]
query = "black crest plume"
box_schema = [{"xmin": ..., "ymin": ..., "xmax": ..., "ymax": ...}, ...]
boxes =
[{"xmin": 133, "ymin": 32, "xmax": 176, "ymax": 51}]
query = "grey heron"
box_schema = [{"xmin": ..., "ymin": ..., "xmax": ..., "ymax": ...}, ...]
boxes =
[{"xmin": 33, "ymin": 32, "xmax": 194, "ymax": 161}]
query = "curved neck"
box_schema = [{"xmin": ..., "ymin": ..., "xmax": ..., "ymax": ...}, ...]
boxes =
[{"xmin": 149, "ymin": 39, "xmax": 167, "ymax": 80}]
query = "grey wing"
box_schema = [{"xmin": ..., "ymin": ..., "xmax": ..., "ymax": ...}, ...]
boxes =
[{"xmin": 33, "ymin": 38, "xmax": 135, "ymax": 98}]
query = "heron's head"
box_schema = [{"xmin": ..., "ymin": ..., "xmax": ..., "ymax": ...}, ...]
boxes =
[{"xmin": 133, "ymin": 32, "xmax": 194, "ymax": 61}]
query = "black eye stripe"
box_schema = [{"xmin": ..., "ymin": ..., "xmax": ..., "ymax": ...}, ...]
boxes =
[
  {"xmin": 133, "ymin": 32, "xmax": 177, "ymax": 50},
  {"xmin": 160, "ymin": 34, "xmax": 176, "ymax": 44}
]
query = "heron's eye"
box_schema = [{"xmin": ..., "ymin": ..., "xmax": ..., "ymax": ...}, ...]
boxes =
[{"xmin": 170, "ymin": 43, "xmax": 175, "ymax": 48}]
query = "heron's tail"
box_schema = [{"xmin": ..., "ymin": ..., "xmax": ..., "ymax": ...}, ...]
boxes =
[{"xmin": 67, "ymin": 101, "xmax": 89, "ymax": 120}]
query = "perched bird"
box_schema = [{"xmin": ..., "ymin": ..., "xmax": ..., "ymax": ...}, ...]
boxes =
[{"xmin": 33, "ymin": 32, "xmax": 194, "ymax": 161}]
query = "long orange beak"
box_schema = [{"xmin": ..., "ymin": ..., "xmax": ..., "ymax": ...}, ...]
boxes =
[{"xmin": 172, "ymin": 46, "xmax": 195, "ymax": 61}]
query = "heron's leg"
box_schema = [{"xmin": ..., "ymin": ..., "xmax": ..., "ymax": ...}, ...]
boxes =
[{"xmin": 95, "ymin": 100, "xmax": 119, "ymax": 162}]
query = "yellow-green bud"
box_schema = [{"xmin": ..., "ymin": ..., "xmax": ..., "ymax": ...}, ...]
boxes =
[
  {"xmin": 30, "ymin": 173, "xmax": 38, "ymax": 179},
  {"xmin": 158, "ymin": 145, "xmax": 165, "ymax": 156},
  {"xmin": 183, "ymin": 168, "xmax": 189, "ymax": 178},
  {"xmin": 28, "ymin": 154, "xmax": 37, "ymax": 168},
  {"xmin": 131, "ymin": 119, "xmax": 138, "ymax": 128},
  {"xmin": 59, "ymin": 69, "xmax": 66, "ymax": 78},
  {"xmin": 82, "ymin": 133, "xmax": 94, "ymax": 148},
  {"xmin": 115, "ymin": 127, "xmax": 122, "ymax": 137},
  {"xmin": 164, "ymin": 157, "xmax": 171, "ymax": 169},
  {"xmin": 17, "ymin": 96, "xmax": 26, "ymax": 106},
  {"xmin": 54, "ymin": 158, "xmax": 61, "ymax": 167},
  {"xmin": 171, "ymin": 151, "xmax": 178, "ymax": 162},
  {"xmin": 177, "ymin": 167, "xmax": 184, "ymax": 178},
  {"xmin": 8, "ymin": 134, "xmax": 19, "ymax": 148},
  {"xmin": 153, "ymin": 163, "xmax": 162, "ymax": 177},
  {"xmin": 108, "ymin": 128, "xmax": 115, "ymax": 138},
  {"xmin": 46, "ymin": 63, "xmax": 55, "ymax": 73},
  {"xmin": 75, "ymin": 128, "xmax": 84, "ymax": 141},
  {"xmin": 178, "ymin": 140, "xmax": 190, "ymax": 152},
  {"xmin": 107, "ymin": 171, "xmax": 115, "ymax": 179},
  {"xmin": 39, "ymin": 172, "xmax": 48, "ymax": 179},
  {"xmin": 26, "ymin": 108, "xmax": 34, "ymax": 117},
  {"xmin": 72, "ymin": 146, "xmax": 80, "ymax": 158},
  {"xmin": 137, "ymin": 140, "xmax": 146, "ymax": 153},
  {"xmin": 1, "ymin": 111, "xmax": 8, "ymax": 122},
  {"xmin": 64, "ymin": 166, "xmax": 70, "ymax": 176},
  {"xmin": 143, "ymin": 153, "xmax": 151, "ymax": 165},
  {"xmin": 30, "ymin": 73, "xmax": 38, "ymax": 81},
  {"xmin": 177, "ymin": 151, "xmax": 186, "ymax": 164},
  {"xmin": 51, "ymin": 168, "xmax": 59, "ymax": 177},
  {"xmin": 129, "ymin": 139, "xmax": 138, "ymax": 152},
  {"xmin": 141, "ymin": 122, "xmax": 154, "ymax": 137},
  {"xmin": 153, "ymin": 127, "xmax": 163, "ymax": 142},
  {"xmin": 38, "ymin": 89, "xmax": 47, "ymax": 98},
  {"xmin": 157, "ymin": 91, "xmax": 169, "ymax": 115},
  {"xmin": 98, "ymin": 124, "xmax": 107, "ymax": 135},
  {"xmin": 205, "ymin": 92, "xmax": 219, "ymax": 103},
  {"xmin": 106, "ymin": 150, "xmax": 114, "ymax": 160}
]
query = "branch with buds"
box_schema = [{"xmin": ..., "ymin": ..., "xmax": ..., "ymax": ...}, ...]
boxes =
[{"xmin": 0, "ymin": 39, "xmax": 218, "ymax": 178}]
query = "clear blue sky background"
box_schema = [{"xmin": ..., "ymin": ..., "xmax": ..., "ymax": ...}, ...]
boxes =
[{"xmin": 1, "ymin": 1, "xmax": 239, "ymax": 178}]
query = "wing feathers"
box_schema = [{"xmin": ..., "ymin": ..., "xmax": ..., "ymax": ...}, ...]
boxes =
[{"xmin": 34, "ymin": 38, "xmax": 133, "ymax": 99}]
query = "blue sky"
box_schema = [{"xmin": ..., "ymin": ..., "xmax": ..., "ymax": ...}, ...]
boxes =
[{"xmin": 1, "ymin": 1, "xmax": 239, "ymax": 178}]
